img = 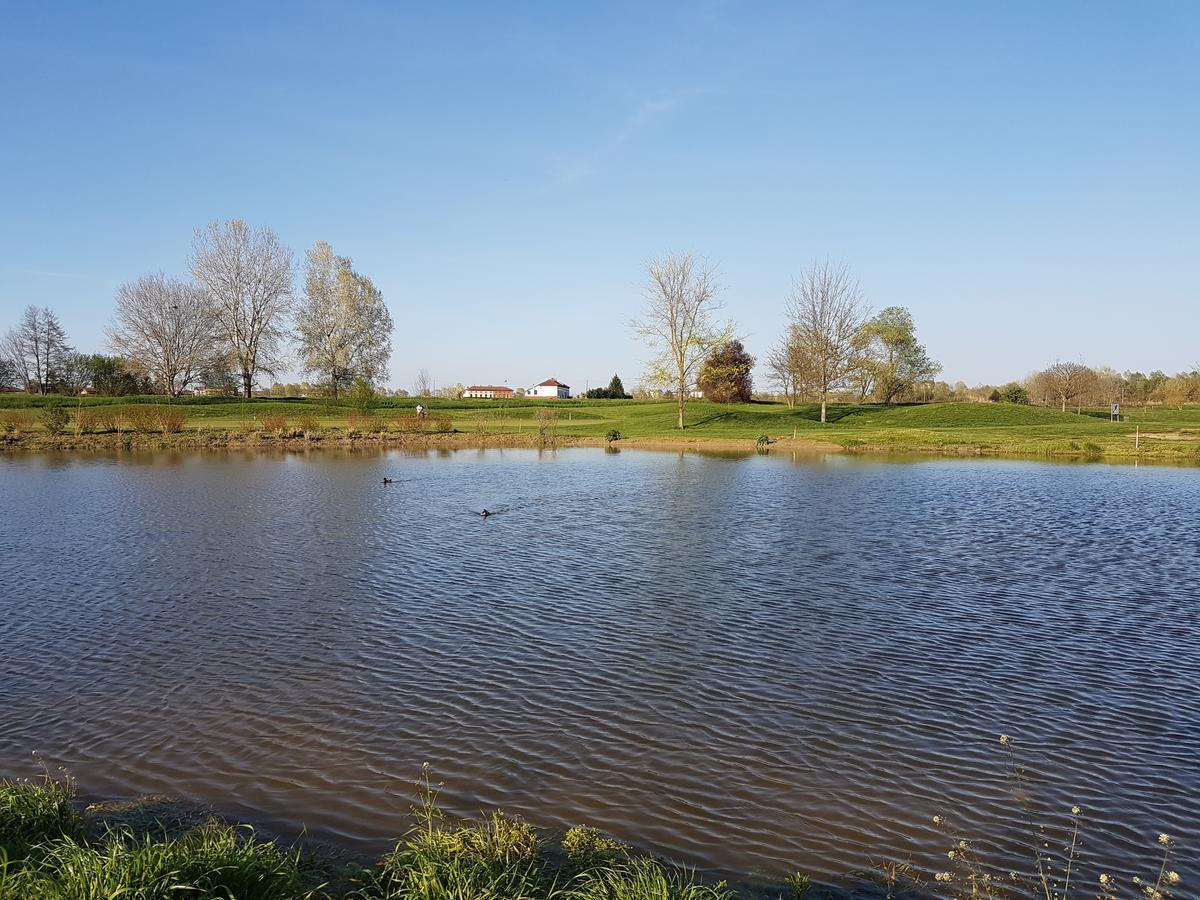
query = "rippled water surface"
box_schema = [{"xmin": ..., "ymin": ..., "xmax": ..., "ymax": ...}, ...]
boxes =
[{"xmin": 1, "ymin": 449, "xmax": 1197, "ymax": 885}]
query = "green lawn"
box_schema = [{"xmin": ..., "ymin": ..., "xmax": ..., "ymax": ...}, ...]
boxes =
[{"xmin": 3, "ymin": 394, "xmax": 1199, "ymax": 462}]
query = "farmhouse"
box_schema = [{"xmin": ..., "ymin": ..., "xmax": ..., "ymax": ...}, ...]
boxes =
[
  {"xmin": 463, "ymin": 385, "xmax": 515, "ymax": 399},
  {"xmin": 528, "ymin": 378, "xmax": 570, "ymax": 399}
]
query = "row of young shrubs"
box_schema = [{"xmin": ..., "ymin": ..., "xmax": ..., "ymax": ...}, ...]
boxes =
[
  {"xmin": 253, "ymin": 414, "xmax": 454, "ymax": 437},
  {"xmin": 0, "ymin": 406, "xmax": 189, "ymax": 436},
  {"xmin": 0, "ymin": 409, "xmax": 455, "ymax": 438},
  {"xmin": 0, "ymin": 773, "xmax": 761, "ymax": 900}
]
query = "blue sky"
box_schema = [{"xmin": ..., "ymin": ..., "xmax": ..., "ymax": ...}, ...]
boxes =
[{"xmin": 2, "ymin": 1, "xmax": 1197, "ymax": 391}]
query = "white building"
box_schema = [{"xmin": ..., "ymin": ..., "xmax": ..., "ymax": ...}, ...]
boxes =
[
  {"xmin": 463, "ymin": 385, "xmax": 515, "ymax": 399},
  {"xmin": 528, "ymin": 378, "xmax": 570, "ymax": 399}
]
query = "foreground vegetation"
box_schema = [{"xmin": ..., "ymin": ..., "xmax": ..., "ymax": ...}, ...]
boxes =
[
  {"xmin": 2, "ymin": 394, "xmax": 1200, "ymax": 463},
  {"xmin": 0, "ymin": 755, "xmax": 1183, "ymax": 900},
  {"xmin": 0, "ymin": 771, "xmax": 747, "ymax": 900}
]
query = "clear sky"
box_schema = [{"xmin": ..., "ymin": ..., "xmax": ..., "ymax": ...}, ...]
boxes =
[{"xmin": 2, "ymin": 1, "xmax": 1197, "ymax": 392}]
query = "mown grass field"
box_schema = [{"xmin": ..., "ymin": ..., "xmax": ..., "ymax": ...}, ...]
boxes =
[{"xmin": 3, "ymin": 394, "xmax": 1200, "ymax": 462}]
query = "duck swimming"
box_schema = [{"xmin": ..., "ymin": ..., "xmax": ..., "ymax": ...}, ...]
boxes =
[
  {"xmin": 382, "ymin": 478, "xmax": 394, "ymax": 484},
  {"xmin": 480, "ymin": 509, "xmax": 491, "ymax": 517}
]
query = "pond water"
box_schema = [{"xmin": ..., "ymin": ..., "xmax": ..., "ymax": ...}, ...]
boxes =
[{"xmin": 0, "ymin": 448, "xmax": 1196, "ymax": 887}]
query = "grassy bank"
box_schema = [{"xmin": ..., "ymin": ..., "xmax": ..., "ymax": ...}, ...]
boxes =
[
  {"xmin": 0, "ymin": 774, "xmax": 771, "ymax": 900},
  {"xmin": 1, "ymin": 769, "xmax": 1184, "ymax": 900},
  {"xmin": 2, "ymin": 395, "xmax": 1200, "ymax": 462}
]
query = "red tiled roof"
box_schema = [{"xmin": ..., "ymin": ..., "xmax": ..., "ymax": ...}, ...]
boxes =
[
  {"xmin": 538, "ymin": 379, "xmax": 568, "ymax": 387},
  {"xmin": 466, "ymin": 385, "xmax": 513, "ymax": 392}
]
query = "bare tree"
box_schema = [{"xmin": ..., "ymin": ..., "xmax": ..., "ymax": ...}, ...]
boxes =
[
  {"xmin": 767, "ymin": 324, "xmax": 822, "ymax": 408},
  {"xmin": 295, "ymin": 241, "xmax": 394, "ymax": 399},
  {"xmin": 107, "ymin": 273, "xmax": 219, "ymax": 396},
  {"xmin": 413, "ymin": 368, "xmax": 434, "ymax": 397},
  {"xmin": 2, "ymin": 305, "xmax": 73, "ymax": 394},
  {"xmin": 767, "ymin": 333, "xmax": 798, "ymax": 407},
  {"xmin": 0, "ymin": 330, "xmax": 25, "ymax": 390},
  {"xmin": 785, "ymin": 262, "xmax": 871, "ymax": 423},
  {"xmin": 1090, "ymin": 366, "xmax": 1124, "ymax": 406},
  {"xmin": 632, "ymin": 253, "xmax": 735, "ymax": 429},
  {"xmin": 190, "ymin": 220, "xmax": 294, "ymax": 398},
  {"xmin": 1041, "ymin": 360, "xmax": 1096, "ymax": 412}
]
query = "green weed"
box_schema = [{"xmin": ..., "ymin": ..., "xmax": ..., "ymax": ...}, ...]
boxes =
[
  {"xmin": 0, "ymin": 774, "xmax": 83, "ymax": 861},
  {"xmin": 561, "ymin": 826, "xmax": 629, "ymax": 869}
]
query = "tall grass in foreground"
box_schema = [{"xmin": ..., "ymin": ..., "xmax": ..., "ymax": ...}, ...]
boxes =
[
  {"xmin": 0, "ymin": 772, "xmax": 82, "ymax": 861},
  {"xmin": 0, "ymin": 766, "xmax": 741, "ymax": 900},
  {"xmin": 2, "ymin": 826, "xmax": 313, "ymax": 900},
  {"xmin": 352, "ymin": 765, "xmax": 733, "ymax": 900},
  {"xmin": 870, "ymin": 735, "xmax": 1185, "ymax": 900},
  {"xmin": 0, "ymin": 753, "xmax": 1184, "ymax": 900}
]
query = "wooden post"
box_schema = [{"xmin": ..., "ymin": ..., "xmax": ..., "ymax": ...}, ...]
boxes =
[{"xmin": 1136, "ymin": 425, "xmax": 1140, "ymax": 451}]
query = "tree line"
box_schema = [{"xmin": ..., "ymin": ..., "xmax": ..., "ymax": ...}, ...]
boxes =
[
  {"xmin": 629, "ymin": 252, "xmax": 1200, "ymax": 426},
  {"xmin": 633, "ymin": 255, "xmax": 940, "ymax": 426},
  {"xmin": 988, "ymin": 364, "xmax": 1200, "ymax": 411},
  {"xmin": 6, "ymin": 239, "xmax": 1195, "ymax": 414},
  {"xmin": 1, "ymin": 220, "xmax": 394, "ymax": 400}
]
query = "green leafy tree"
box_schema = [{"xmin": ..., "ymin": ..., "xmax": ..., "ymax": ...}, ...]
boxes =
[
  {"xmin": 0, "ymin": 357, "xmax": 20, "ymax": 390},
  {"xmin": 1124, "ymin": 371, "xmax": 1149, "ymax": 404},
  {"xmin": 861, "ymin": 306, "xmax": 941, "ymax": 404},
  {"xmin": 84, "ymin": 355, "xmax": 143, "ymax": 396},
  {"xmin": 41, "ymin": 404, "xmax": 70, "ymax": 435},
  {"xmin": 697, "ymin": 340, "xmax": 754, "ymax": 403},
  {"xmin": 345, "ymin": 377, "xmax": 380, "ymax": 414},
  {"xmin": 1147, "ymin": 370, "xmax": 1169, "ymax": 402},
  {"xmin": 997, "ymin": 382, "xmax": 1030, "ymax": 404},
  {"xmin": 585, "ymin": 374, "xmax": 630, "ymax": 399}
]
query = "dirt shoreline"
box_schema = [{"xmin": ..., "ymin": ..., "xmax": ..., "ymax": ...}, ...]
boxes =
[{"xmin": 0, "ymin": 430, "xmax": 841, "ymax": 455}]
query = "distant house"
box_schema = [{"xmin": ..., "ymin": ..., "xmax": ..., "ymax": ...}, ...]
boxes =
[
  {"xmin": 528, "ymin": 378, "xmax": 570, "ymax": 399},
  {"xmin": 194, "ymin": 386, "xmax": 234, "ymax": 397},
  {"xmin": 463, "ymin": 385, "xmax": 515, "ymax": 399}
]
